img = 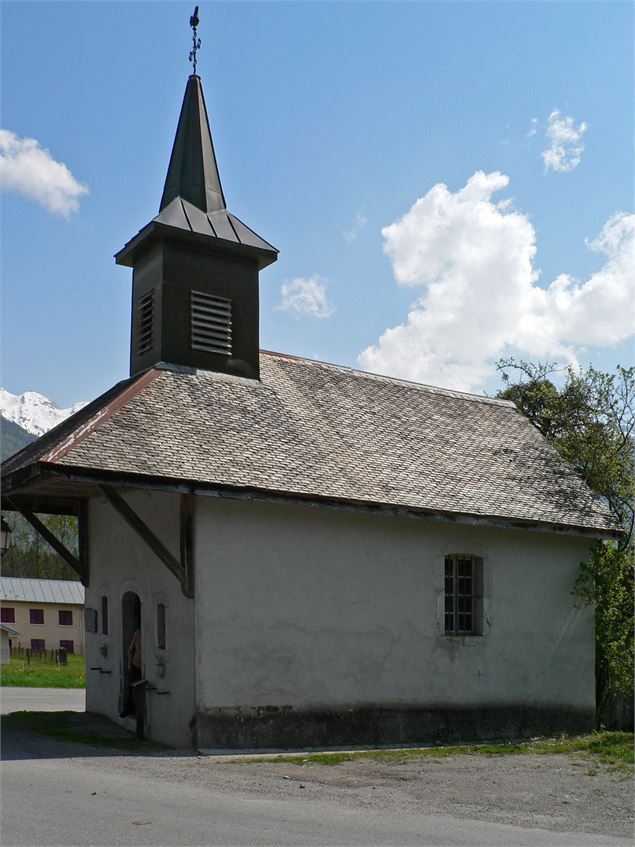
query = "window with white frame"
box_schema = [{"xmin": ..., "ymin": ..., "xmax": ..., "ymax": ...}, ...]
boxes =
[{"xmin": 444, "ymin": 555, "xmax": 483, "ymax": 635}]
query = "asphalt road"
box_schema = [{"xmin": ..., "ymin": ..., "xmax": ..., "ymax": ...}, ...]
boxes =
[
  {"xmin": 0, "ymin": 686, "xmax": 85, "ymax": 714},
  {"xmin": 0, "ymin": 689, "xmax": 631, "ymax": 847}
]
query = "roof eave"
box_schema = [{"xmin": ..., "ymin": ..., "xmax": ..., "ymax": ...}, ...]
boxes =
[
  {"xmin": 115, "ymin": 221, "xmax": 278, "ymax": 270},
  {"xmin": 3, "ymin": 463, "xmax": 620, "ymax": 542}
]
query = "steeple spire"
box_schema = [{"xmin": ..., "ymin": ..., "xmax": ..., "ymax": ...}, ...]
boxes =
[
  {"xmin": 116, "ymin": 6, "xmax": 278, "ymax": 382},
  {"xmin": 159, "ymin": 74, "xmax": 226, "ymax": 213}
]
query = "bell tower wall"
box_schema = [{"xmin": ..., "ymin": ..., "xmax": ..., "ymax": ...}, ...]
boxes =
[{"xmin": 130, "ymin": 239, "xmax": 261, "ymax": 380}]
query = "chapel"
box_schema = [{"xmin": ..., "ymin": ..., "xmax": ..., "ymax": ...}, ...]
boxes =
[{"xmin": 1, "ymin": 12, "xmax": 618, "ymax": 748}]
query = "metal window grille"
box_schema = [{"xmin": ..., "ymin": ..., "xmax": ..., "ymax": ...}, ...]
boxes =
[
  {"xmin": 444, "ymin": 555, "xmax": 478, "ymax": 635},
  {"xmin": 191, "ymin": 290, "xmax": 232, "ymax": 355},
  {"xmin": 137, "ymin": 290, "xmax": 154, "ymax": 355}
]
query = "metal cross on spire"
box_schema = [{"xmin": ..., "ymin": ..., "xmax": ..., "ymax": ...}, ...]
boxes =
[{"xmin": 189, "ymin": 6, "xmax": 201, "ymax": 75}]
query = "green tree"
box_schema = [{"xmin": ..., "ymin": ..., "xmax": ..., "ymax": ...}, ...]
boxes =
[
  {"xmin": 497, "ymin": 360, "xmax": 634, "ymax": 726},
  {"xmin": 1, "ymin": 511, "xmax": 80, "ymax": 581}
]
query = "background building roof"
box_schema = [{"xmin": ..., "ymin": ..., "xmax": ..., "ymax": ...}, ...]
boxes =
[{"xmin": 0, "ymin": 577, "xmax": 85, "ymax": 605}]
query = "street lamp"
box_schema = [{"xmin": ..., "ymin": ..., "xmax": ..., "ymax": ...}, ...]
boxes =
[{"xmin": 1, "ymin": 517, "xmax": 13, "ymax": 557}]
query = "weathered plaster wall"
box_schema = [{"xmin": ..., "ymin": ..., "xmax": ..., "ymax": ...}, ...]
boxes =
[
  {"xmin": 85, "ymin": 490, "xmax": 195, "ymax": 748},
  {"xmin": 194, "ymin": 497, "xmax": 595, "ymax": 747}
]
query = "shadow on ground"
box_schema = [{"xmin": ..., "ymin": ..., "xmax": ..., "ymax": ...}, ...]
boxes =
[{"xmin": 0, "ymin": 711, "xmax": 190, "ymax": 761}]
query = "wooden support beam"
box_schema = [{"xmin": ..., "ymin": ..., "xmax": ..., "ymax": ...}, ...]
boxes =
[
  {"xmin": 99, "ymin": 485, "xmax": 192, "ymax": 598},
  {"xmin": 6, "ymin": 497, "xmax": 84, "ymax": 579},
  {"xmin": 78, "ymin": 500, "xmax": 90, "ymax": 588}
]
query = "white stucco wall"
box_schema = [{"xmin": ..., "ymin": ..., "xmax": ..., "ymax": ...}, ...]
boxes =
[
  {"xmin": 194, "ymin": 497, "xmax": 595, "ymax": 715},
  {"xmin": 84, "ymin": 490, "xmax": 195, "ymax": 748}
]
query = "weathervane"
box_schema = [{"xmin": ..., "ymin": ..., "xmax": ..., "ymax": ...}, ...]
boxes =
[{"xmin": 189, "ymin": 6, "xmax": 201, "ymax": 75}]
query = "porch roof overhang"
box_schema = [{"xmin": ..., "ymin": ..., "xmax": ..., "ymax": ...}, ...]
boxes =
[
  {"xmin": 1, "ymin": 463, "xmax": 92, "ymax": 516},
  {"xmin": 1, "ymin": 461, "xmax": 623, "ymax": 543}
]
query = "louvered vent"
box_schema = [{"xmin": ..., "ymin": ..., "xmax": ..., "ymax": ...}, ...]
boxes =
[
  {"xmin": 191, "ymin": 290, "xmax": 232, "ymax": 355},
  {"xmin": 137, "ymin": 290, "xmax": 154, "ymax": 355}
]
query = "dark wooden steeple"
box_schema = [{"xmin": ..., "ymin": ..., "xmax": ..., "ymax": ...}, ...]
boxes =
[
  {"xmin": 160, "ymin": 74, "xmax": 226, "ymax": 214},
  {"xmin": 116, "ymin": 71, "xmax": 278, "ymax": 380}
]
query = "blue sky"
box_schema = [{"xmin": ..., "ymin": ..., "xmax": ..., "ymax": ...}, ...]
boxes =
[{"xmin": 1, "ymin": 1, "xmax": 633, "ymax": 406}]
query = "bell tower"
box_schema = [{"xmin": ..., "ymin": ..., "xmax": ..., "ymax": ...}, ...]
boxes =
[{"xmin": 115, "ymin": 11, "xmax": 277, "ymax": 381}]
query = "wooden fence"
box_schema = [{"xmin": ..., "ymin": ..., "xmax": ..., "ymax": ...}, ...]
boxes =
[{"xmin": 9, "ymin": 645, "xmax": 69, "ymax": 665}]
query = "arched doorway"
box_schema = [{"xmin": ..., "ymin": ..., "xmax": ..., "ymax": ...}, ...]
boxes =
[{"xmin": 121, "ymin": 591, "xmax": 141, "ymax": 716}]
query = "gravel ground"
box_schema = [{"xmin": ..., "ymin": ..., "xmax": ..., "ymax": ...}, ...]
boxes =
[
  {"xmin": 206, "ymin": 752, "xmax": 633, "ymax": 839},
  {"xmin": 156, "ymin": 750, "xmax": 634, "ymax": 840},
  {"xmin": 30, "ymin": 743, "xmax": 628, "ymax": 841}
]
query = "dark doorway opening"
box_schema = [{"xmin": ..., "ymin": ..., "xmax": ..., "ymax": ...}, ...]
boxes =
[{"xmin": 121, "ymin": 591, "xmax": 141, "ymax": 713}]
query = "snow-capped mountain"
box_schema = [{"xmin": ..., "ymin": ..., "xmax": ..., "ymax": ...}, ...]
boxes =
[{"xmin": 0, "ymin": 388, "xmax": 87, "ymax": 437}]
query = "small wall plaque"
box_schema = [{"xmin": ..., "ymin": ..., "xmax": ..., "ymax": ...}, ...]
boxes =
[{"xmin": 85, "ymin": 608, "xmax": 98, "ymax": 632}]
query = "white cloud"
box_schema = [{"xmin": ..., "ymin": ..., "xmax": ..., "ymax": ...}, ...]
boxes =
[
  {"xmin": 541, "ymin": 109, "xmax": 588, "ymax": 173},
  {"xmin": 278, "ymin": 275, "xmax": 334, "ymax": 319},
  {"xmin": 0, "ymin": 129, "xmax": 88, "ymax": 217},
  {"xmin": 343, "ymin": 207, "xmax": 367, "ymax": 242},
  {"xmin": 358, "ymin": 171, "xmax": 634, "ymax": 393},
  {"xmin": 527, "ymin": 117, "xmax": 539, "ymax": 139}
]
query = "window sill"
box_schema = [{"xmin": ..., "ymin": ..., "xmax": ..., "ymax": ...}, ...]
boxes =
[{"xmin": 443, "ymin": 634, "xmax": 483, "ymax": 645}]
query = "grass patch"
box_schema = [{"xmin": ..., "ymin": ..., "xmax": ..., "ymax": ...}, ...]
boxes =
[
  {"xmin": 1, "ymin": 653, "xmax": 86, "ymax": 688},
  {"xmin": 242, "ymin": 732, "xmax": 634, "ymax": 768},
  {"xmin": 527, "ymin": 732, "xmax": 633, "ymax": 764},
  {"xmin": 7, "ymin": 711, "xmax": 165, "ymax": 753}
]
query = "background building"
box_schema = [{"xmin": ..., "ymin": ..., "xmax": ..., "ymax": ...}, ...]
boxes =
[{"xmin": 0, "ymin": 577, "xmax": 85, "ymax": 654}]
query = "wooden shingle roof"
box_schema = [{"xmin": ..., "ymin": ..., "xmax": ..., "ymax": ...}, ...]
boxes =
[{"xmin": 1, "ymin": 352, "xmax": 619, "ymax": 536}]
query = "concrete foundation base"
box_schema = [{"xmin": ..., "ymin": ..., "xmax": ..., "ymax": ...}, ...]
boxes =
[{"xmin": 194, "ymin": 704, "xmax": 595, "ymax": 750}]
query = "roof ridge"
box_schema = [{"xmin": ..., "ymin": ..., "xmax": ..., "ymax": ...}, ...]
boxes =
[
  {"xmin": 260, "ymin": 350, "xmax": 515, "ymax": 408},
  {"xmin": 1, "ymin": 377, "xmax": 131, "ymax": 474},
  {"xmin": 40, "ymin": 368, "xmax": 161, "ymax": 465},
  {"xmin": 1, "ymin": 370, "xmax": 159, "ymax": 474}
]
